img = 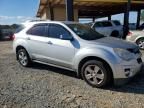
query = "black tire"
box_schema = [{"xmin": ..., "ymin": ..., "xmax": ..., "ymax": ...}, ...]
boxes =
[
  {"xmin": 136, "ymin": 38, "xmax": 144, "ymax": 50},
  {"xmin": 81, "ymin": 60, "xmax": 112, "ymax": 88},
  {"xmin": 111, "ymin": 31, "xmax": 119, "ymax": 37},
  {"xmin": 17, "ymin": 49, "xmax": 31, "ymax": 67}
]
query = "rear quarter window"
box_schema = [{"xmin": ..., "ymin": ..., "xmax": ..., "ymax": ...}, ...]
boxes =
[{"xmin": 15, "ymin": 25, "xmax": 25, "ymax": 33}]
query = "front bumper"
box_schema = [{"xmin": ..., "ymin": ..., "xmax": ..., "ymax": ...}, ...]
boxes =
[{"xmin": 113, "ymin": 56, "xmax": 143, "ymax": 86}]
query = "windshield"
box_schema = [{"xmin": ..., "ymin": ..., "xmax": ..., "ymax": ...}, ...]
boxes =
[{"xmin": 66, "ymin": 23, "xmax": 105, "ymax": 40}]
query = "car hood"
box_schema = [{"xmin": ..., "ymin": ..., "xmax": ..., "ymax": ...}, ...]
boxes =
[{"xmin": 90, "ymin": 37, "xmax": 138, "ymax": 49}]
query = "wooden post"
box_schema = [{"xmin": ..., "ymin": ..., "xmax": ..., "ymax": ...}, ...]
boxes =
[
  {"xmin": 123, "ymin": 0, "xmax": 131, "ymax": 39},
  {"xmin": 108, "ymin": 15, "xmax": 111, "ymax": 21},
  {"xmin": 136, "ymin": 10, "xmax": 141, "ymax": 29},
  {"xmin": 48, "ymin": 3, "xmax": 54, "ymax": 20},
  {"xmin": 65, "ymin": 0, "xmax": 74, "ymax": 21},
  {"xmin": 92, "ymin": 17, "xmax": 95, "ymax": 22}
]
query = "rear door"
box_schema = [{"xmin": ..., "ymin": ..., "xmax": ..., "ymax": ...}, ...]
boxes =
[
  {"xmin": 26, "ymin": 23, "xmax": 49, "ymax": 60},
  {"xmin": 93, "ymin": 21, "xmax": 113, "ymax": 36}
]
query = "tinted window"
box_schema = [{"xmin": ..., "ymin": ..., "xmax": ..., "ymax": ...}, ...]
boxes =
[
  {"xmin": 113, "ymin": 21, "xmax": 121, "ymax": 26},
  {"xmin": 66, "ymin": 23, "xmax": 105, "ymax": 40},
  {"xmin": 94, "ymin": 22, "xmax": 103, "ymax": 27},
  {"xmin": 101, "ymin": 21, "xmax": 112, "ymax": 27},
  {"xmin": 48, "ymin": 24, "xmax": 70, "ymax": 39},
  {"xmin": 94, "ymin": 21, "xmax": 112, "ymax": 27},
  {"xmin": 27, "ymin": 24, "xmax": 47, "ymax": 37},
  {"xmin": 15, "ymin": 24, "xmax": 25, "ymax": 33}
]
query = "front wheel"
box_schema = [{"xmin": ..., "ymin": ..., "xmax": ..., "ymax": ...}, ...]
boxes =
[
  {"xmin": 81, "ymin": 60, "xmax": 111, "ymax": 88},
  {"xmin": 17, "ymin": 49, "xmax": 31, "ymax": 67}
]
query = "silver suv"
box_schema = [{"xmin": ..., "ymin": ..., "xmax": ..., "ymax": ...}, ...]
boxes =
[{"xmin": 13, "ymin": 20, "xmax": 142, "ymax": 88}]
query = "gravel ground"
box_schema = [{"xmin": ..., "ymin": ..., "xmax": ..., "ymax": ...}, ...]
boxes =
[{"xmin": 0, "ymin": 41, "xmax": 144, "ymax": 108}]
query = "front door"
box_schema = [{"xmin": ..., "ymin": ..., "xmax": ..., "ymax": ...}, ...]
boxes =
[{"xmin": 45, "ymin": 23, "xmax": 75, "ymax": 68}]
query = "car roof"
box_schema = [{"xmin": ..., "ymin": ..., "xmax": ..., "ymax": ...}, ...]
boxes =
[
  {"xmin": 95, "ymin": 20, "xmax": 120, "ymax": 23},
  {"xmin": 21, "ymin": 20, "xmax": 79, "ymax": 27}
]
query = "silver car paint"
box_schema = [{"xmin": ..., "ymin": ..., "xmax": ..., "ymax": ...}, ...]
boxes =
[{"xmin": 13, "ymin": 21, "xmax": 142, "ymax": 85}]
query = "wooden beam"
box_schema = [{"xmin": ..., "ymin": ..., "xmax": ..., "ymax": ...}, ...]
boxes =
[
  {"xmin": 123, "ymin": 0, "xmax": 131, "ymax": 39},
  {"xmin": 51, "ymin": 0, "xmax": 62, "ymax": 6},
  {"xmin": 136, "ymin": 10, "xmax": 141, "ymax": 29},
  {"xmin": 49, "ymin": 3, "xmax": 54, "ymax": 20},
  {"xmin": 66, "ymin": 0, "xmax": 74, "ymax": 21},
  {"xmin": 75, "ymin": 0, "xmax": 144, "ymax": 4},
  {"xmin": 108, "ymin": 15, "xmax": 111, "ymax": 20}
]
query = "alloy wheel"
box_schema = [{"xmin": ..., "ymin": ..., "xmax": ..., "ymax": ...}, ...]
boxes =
[
  {"xmin": 84, "ymin": 65, "xmax": 104, "ymax": 85},
  {"xmin": 18, "ymin": 50, "xmax": 28, "ymax": 66}
]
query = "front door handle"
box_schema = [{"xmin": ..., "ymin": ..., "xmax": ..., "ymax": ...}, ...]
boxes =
[{"xmin": 47, "ymin": 41, "xmax": 53, "ymax": 45}]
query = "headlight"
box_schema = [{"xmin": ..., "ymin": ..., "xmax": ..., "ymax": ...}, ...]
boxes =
[{"xmin": 114, "ymin": 48, "xmax": 135, "ymax": 61}]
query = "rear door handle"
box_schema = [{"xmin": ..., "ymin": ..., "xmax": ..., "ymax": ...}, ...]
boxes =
[{"xmin": 47, "ymin": 41, "xmax": 53, "ymax": 45}]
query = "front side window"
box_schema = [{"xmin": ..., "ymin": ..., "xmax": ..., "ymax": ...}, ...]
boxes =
[
  {"xmin": 66, "ymin": 23, "xmax": 105, "ymax": 40},
  {"xmin": 48, "ymin": 24, "xmax": 70, "ymax": 39},
  {"xmin": 27, "ymin": 24, "xmax": 47, "ymax": 37}
]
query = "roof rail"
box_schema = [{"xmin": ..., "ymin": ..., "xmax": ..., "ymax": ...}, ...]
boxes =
[{"xmin": 24, "ymin": 19, "xmax": 50, "ymax": 23}]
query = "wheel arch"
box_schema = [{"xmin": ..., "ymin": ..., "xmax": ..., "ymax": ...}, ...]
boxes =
[
  {"xmin": 135, "ymin": 36, "xmax": 144, "ymax": 43},
  {"xmin": 16, "ymin": 45, "xmax": 30, "ymax": 60},
  {"xmin": 77, "ymin": 56, "xmax": 113, "ymax": 81}
]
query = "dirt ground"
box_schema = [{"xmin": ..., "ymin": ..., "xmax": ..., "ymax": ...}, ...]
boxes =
[{"xmin": 0, "ymin": 41, "xmax": 144, "ymax": 108}]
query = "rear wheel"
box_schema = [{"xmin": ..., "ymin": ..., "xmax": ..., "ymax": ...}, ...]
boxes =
[
  {"xmin": 136, "ymin": 38, "xmax": 144, "ymax": 50},
  {"xmin": 81, "ymin": 60, "xmax": 111, "ymax": 88},
  {"xmin": 17, "ymin": 49, "xmax": 31, "ymax": 67}
]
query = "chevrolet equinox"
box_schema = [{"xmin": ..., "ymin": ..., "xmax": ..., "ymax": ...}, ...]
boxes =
[{"xmin": 13, "ymin": 20, "xmax": 142, "ymax": 88}]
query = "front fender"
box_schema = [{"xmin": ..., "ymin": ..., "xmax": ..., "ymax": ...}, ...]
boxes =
[{"xmin": 73, "ymin": 47, "xmax": 119, "ymax": 75}]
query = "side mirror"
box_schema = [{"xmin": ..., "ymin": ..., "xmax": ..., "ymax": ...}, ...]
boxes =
[{"xmin": 60, "ymin": 34, "xmax": 73, "ymax": 40}]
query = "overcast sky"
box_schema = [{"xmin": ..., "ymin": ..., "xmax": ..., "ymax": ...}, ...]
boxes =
[{"xmin": 0, "ymin": 0, "xmax": 39, "ymax": 25}]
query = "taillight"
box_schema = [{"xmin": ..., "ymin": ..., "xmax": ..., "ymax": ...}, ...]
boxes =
[
  {"xmin": 127, "ymin": 31, "xmax": 132, "ymax": 36},
  {"xmin": 12, "ymin": 34, "xmax": 15, "ymax": 40}
]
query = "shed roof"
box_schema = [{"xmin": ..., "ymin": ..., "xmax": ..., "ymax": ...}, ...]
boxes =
[{"xmin": 37, "ymin": 0, "xmax": 144, "ymax": 18}]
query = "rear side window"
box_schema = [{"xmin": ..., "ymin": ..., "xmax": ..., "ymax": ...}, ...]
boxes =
[
  {"xmin": 27, "ymin": 24, "xmax": 47, "ymax": 37},
  {"xmin": 93, "ymin": 21, "xmax": 112, "ymax": 27},
  {"xmin": 94, "ymin": 22, "xmax": 103, "ymax": 27},
  {"xmin": 101, "ymin": 21, "xmax": 112, "ymax": 27},
  {"xmin": 15, "ymin": 24, "xmax": 25, "ymax": 33},
  {"xmin": 113, "ymin": 21, "xmax": 121, "ymax": 26},
  {"xmin": 48, "ymin": 24, "xmax": 70, "ymax": 39}
]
